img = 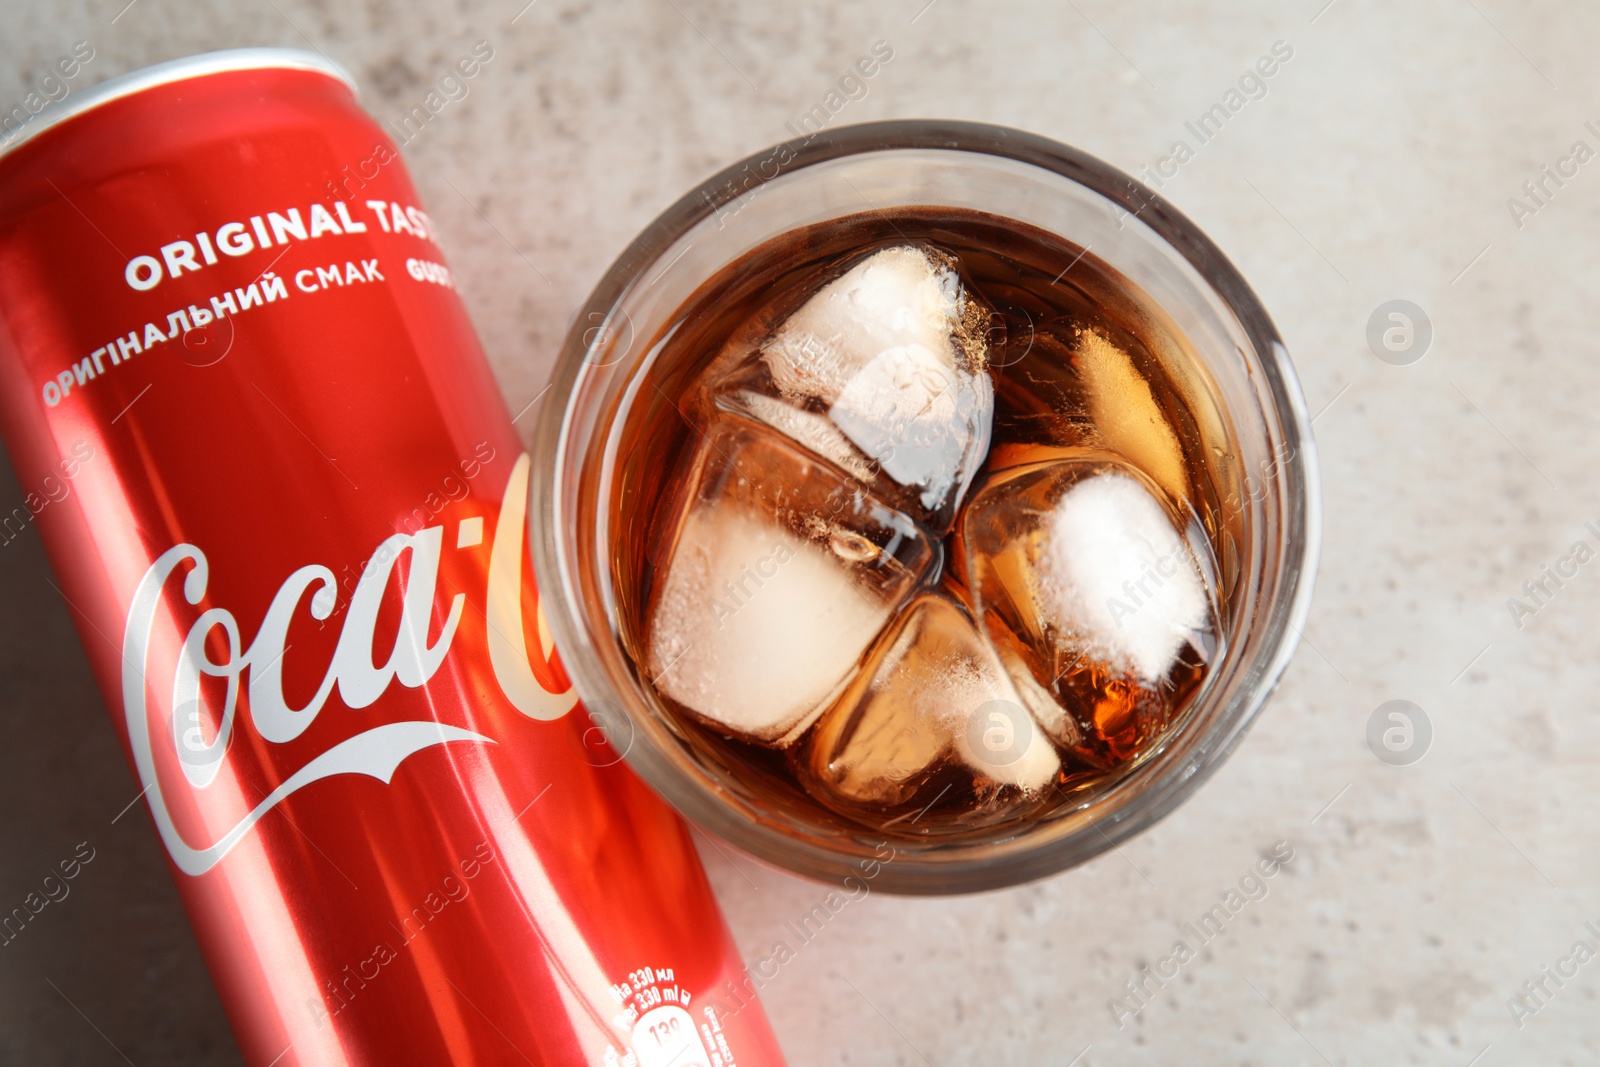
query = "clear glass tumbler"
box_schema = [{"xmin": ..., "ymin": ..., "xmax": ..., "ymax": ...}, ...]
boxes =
[{"xmin": 530, "ymin": 120, "xmax": 1320, "ymax": 893}]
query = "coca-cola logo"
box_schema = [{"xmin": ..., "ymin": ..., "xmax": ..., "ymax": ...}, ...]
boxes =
[{"xmin": 121, "ymin": 454, "xmax": 576, "ymax": 876}]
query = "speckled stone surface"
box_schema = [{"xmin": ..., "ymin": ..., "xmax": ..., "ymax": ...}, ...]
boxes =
[{"xmin": 2, "ymin": 1, "xmax": 1598, "ymax": 1063}]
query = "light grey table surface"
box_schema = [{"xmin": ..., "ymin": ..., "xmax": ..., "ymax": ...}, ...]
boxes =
[{"xmin": 1, "ymin": 1, "xmax": 1596, "ymax": 1064}]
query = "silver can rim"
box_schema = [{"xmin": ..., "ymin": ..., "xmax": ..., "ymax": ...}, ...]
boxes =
[{"xmin": 0, "ymin": 47, "xmax": 355, "ymax": 162}]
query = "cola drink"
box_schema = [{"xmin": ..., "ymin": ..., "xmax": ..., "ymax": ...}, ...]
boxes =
[
  {"xmin": 0, "ymin": 49, "xmax": 785, "ymax": 1066},
  {"xmin": 613, "ymin": 208, "xmax": 1231, "ymax": 836}
]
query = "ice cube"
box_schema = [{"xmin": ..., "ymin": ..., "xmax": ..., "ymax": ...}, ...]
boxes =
[
  {"xmin": 1073, "ymin": 326, "xmax": 1188, "ymax": 504},
  {"xmin": 762, "ymin": 246, "xmax": 985, "ymax": 397},
  {"xmin": 717, "ymin": 389, "xmax": 877, "ymax": 485},
  {"xmin": 644, "ymin": 417, "xmax": 937, "ymax": 744},
  {"xmin": 986, "ymin": 325, "xmax": 1190, "ymax": 505},
  {"xmin": 714, "ymin": 246, "xmax": 994, "ymax": 522},
  {"xmin": 830, "ymin": 343, "xmax": 992, "ymax": 514},
  {"xmin": 961, "ymin": 458, "xmax": 1215, "ymax": 766},
  {"xmin": 961, "ymin": 457, "xmax": 1211, "ymax": 686},
  {"xmin": 1041, "ymin": 470, "xmax": 1208, "ymax": 682},
  {"xmin": 986, "ymin": 622, "xmax": 1084, "ymax": 750},
  {"xmin": 805, "ymin": 594, "xmax": 1060, "ymax": 809}
]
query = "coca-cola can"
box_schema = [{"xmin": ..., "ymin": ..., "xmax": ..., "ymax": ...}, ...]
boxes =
[{"xmin": 0, "ymin": 48, "xmax": 785, "ymax": 1067}]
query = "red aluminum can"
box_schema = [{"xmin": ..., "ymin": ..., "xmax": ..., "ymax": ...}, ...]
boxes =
[{"xmin": 0, "ymin": 49, "xmax": 785, "ymax": 1067}]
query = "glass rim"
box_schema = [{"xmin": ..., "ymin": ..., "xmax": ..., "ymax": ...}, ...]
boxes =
[{"xmin": 531, "ymin": 118, "xmax": 1322, "ymax": 894}]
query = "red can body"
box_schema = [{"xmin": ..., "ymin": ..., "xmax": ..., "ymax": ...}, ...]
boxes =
[{"xmin": 0, "ymin": 51, "xmax": 783, "ymax": 1067}]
